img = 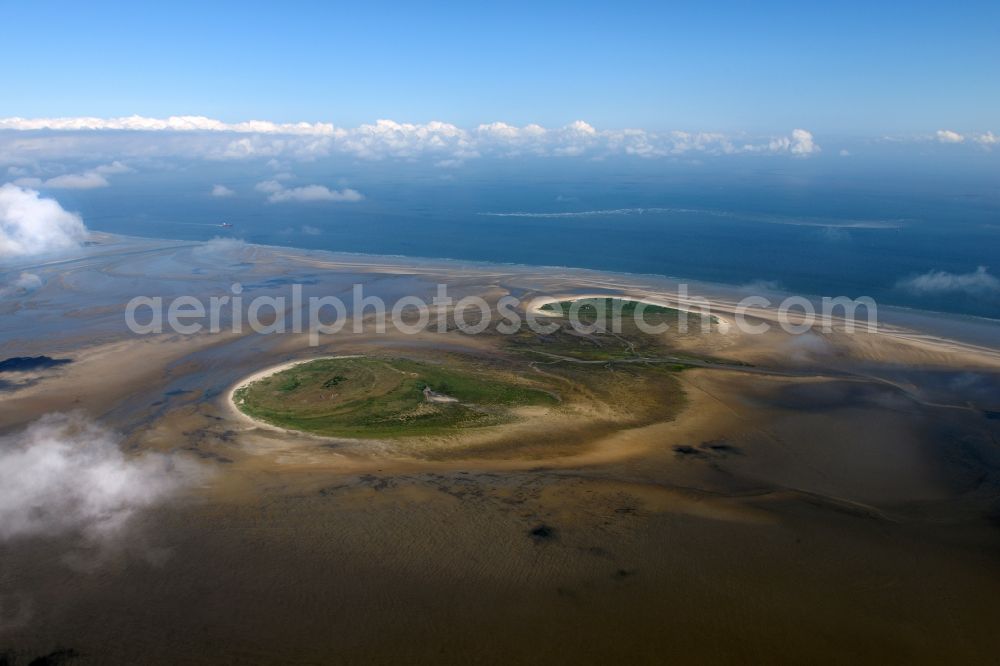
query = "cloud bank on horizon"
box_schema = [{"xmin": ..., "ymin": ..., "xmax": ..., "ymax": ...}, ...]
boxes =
[{"xmin": 0, "ymin": 115, "xmax": 822, "ymax": 163}]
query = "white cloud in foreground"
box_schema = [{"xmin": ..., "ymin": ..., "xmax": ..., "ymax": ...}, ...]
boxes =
[
  {"xmin": 897, "ymin": 266, "xmax": 1000, "ymax": 295},
  {"xmin": 0, "ymin": 115, "xmax": 823, "ymax": 162},
  {"xmin": 0, "ymin": 413, "xmax": 202, "ymax": 541},
  {"xmin": 936, "ymin": 129, "xmax": 965, "ymax": 143},
  {"xmin": 255, "ymin": 180, "xmax": 364, "ymax": 203},
  {"xmin": 211, "ymin": 184, "xmax": 235, "ymax": 197},
  {"xmin": 0, "ymin": 184, "xmax": 87, "ymax": 258}
]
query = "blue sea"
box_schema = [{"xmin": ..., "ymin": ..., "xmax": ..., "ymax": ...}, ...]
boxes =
[{"xmin": 52, "ymin": 153, "xmax": 1000, "ymax": 319}]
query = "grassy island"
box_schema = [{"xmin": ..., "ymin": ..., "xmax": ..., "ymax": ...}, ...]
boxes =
[{"xmin": 233, "ymin": 357, "xmax": 557, "ymax": 438}]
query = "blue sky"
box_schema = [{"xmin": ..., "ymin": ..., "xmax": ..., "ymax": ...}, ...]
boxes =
[{"xmin": 3, "ymin": 0, "xmax": 997, "ymax": 134}]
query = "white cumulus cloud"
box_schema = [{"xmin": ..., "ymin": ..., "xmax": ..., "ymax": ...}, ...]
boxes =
[
  {"xmin": 790, "ymin": 128, "xmax": 819, "ymax": 155},
  {"xmin": 0, "ymin": 184, "xmax": 88, "ymax": 258},
  {"xmin": 974, "ymin": 131, "xmax": 998, "ymax": 145},
  {"xmin": 336, "ymin": 119, "xmax": 477, "ymax": 160},
  {"xmin": 759, "ymin": 129, "xmax": 820, "ymax": 156},
  {"xmin": 255, "ymin": 180, "xmax": 364, "ymax": 203},
  {"xmin": 936, "ymin": 129, "xmax": 965, "ymax": 143},
  {"xmin": 211, "ymin": 184, "xmax": 235, "ymax": 197},
  {"xmin": 0, "ymin": 413, "xmax": 202, "ymax": 541}
]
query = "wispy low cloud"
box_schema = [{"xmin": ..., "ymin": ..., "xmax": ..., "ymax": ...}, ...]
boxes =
[
  {"xmin": 479, "ymin": 206, "xmax": 902, "ymax": 229},
  {"xmin": 191, "ymin": 237, "xmax": 249, "ymax": 259},
  {"xmin": 31, "ymin": 171, "xmax": 108, "ymax": 189},
  {"xmin": 255, "ymin": 180, "xmax": 364, "ymax": 203},
  {"xmin": 975, "ymin": 131, "xmax": 998, "ymax": 145},
  {"xmin": 0, "ymin": 413, "xmax": 203, "ymax": 542},
  {"xmin": 896, "ymin": 266, "xmax": 1000, "ymax": 296},
  {"xmin": 0, "ymin": 115, "xmax": 823, "ymax": 163},
  {"xmin": 0, "ymin": 271, "xmax": 43, "ymax": 298},
  {"xmin": 12, "ymin": 161, "xmax": 131, "ymax": 190},
  {"xmin": 884, "ymin": 130, "xmax": 998, "ymax": 147},
  {"xmin": 0, "ymin": 184, "xmax": 88, "ymax": 258},
  {"xmin": 211, "ymin": 184, "xmax": 235, "ymax": 197}
]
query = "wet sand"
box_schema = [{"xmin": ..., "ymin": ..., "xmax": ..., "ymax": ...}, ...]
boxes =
[{"xmin": 1, "ymin": 235, "xmax": 999, "ymax": 664}]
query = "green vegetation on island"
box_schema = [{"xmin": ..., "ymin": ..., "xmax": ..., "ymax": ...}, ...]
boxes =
[
  {"xmin": 233, "ymin": 357, "xmax": 557, "ymax": 438},
  {"xmin": 540, "ymin": 297, "xmax": 718, "ymax": 325},
  {"xmin": 232, "ymin": 297, "xmax": 742, "ymax": 441}
]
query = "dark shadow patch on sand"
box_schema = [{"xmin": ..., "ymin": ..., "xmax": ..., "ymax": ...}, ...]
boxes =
[
  {"xmin": 0, "ymin": 356, "xmax": 72, "ymax": 373},
  {"xmin": 673, "ymin": 445, "xmax": 708, "ymax": 458},
  {"xmin": 703, "ymin": 440, "xmax": 742, "ymax": 455},
  {"xmin": 529, "ymin": 524, "xmax": 557, "ymax": 541},
  {"xmin": 674, "ymin": 440, "xmax": 743, "ymax": 459}
]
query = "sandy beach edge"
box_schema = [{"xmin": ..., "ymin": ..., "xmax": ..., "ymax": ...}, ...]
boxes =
[{"xmin": 225, "ymin": 355, "xmax": 363, "ymax": 432}]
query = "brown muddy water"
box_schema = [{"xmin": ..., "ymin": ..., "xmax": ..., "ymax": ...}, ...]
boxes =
[{"xmin": 1, "ymin": 236, "xmax": 999, "ymax": 664}]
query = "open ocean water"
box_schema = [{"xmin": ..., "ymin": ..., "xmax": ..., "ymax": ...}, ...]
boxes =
[{"xmin": 49, "ymin": 154, "xmax": 1000, "ymax": 319}]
